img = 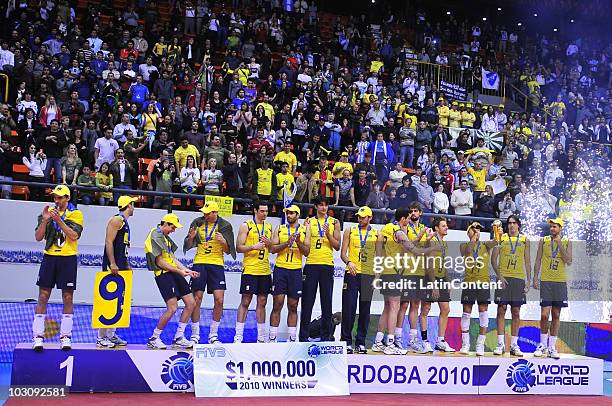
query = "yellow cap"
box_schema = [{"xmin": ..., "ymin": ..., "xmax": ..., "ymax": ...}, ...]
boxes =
[
  {"xmin": 50, "ymin": 184, "xmax": 71, "ymax": 197},
  {"xmin": 201, "ymin": 201, "xmax": 220, "ymax": 214},
  {"xmin": 356, "ymin": 206, "xmax": 373, "ymax": 218},
  {"xmin": 162, "ymin": 213, "xmax": 183, "ymax": 228},
  {"xmin": 438, "ymin": 97, "xmax": 444, "ymax": 101},
  {"xmin": 283, "ymin": 205, "xmax": 301, "ymax": 215},
  {"xmin": 118, "ymin": 195, "xmax": 138, "ymax": 210},
  {"xmin": 459, "ymin": 103, "xmax": 465, "ymax": 107},
  {"xmin": 452, "ymin": 101, "xmax": 458, "ymax": 105},
  {"xmin": 466, "ymin": 103, "xmax": 472, "ymax": 108},
  {"xmin": 341, "ymin": 151, "xmax": 349, "ymax": 157},
  {"xmin": 499, "ymin": 104, "xmax": 505, "ymax": 108},
  {"xmin": 547, "ymin": 218, "xmax": 564, "ymax": 227}
]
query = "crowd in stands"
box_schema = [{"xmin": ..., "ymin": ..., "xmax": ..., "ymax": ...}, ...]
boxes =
[{"xmin": 0, "ymin": 0, "xmax": 609, "ymax": 229}]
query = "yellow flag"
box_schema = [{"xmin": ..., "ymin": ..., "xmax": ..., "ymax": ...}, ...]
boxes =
[
  {"xmin": 204, "ymin": 195, "xmax": 234, "ymax": 217},
  {"xmin": 92, "ymin": 271, "xmax": 133, "ymax": 329},
  {"xmin": 370, "ymin": 60, "xmax": 384, "ymax": 73}
]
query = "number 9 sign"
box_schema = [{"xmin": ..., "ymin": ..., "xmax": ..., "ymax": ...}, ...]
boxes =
[{"xmin": 91, "ymin": 271, "xmax": 133, "ymax": 329}]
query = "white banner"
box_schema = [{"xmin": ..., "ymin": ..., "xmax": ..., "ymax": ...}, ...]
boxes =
[
  {"xmin": 193, "ymin": 342, "xmax": 349, "ymax": 397},
  {"xmin": 482, "ymin": 68, "xmax": 500, "ymax": 90}
]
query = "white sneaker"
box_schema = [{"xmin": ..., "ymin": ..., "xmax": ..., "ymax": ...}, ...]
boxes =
[
  {"xmin": 191, "ymin": 335, "xmax": 200, "ymax": 345},
  {"xmin": 356, "ymin": 345, "xmax": 367, "ymax": 354},
  {"xmin": 408, "ymin": 338, "xmax": 428, "ymax": 354},
  {"xmin": 493, "ymin": 343, "xmax": 505, "ymax": 355},
  {"xmin": 383, "ymin": 344, "xmax": 408, "ymax": 355},
  {"xmin": 96, "ymin": 336, "xmax": 116, "ymax": 348},
  {"xmin": 288, "ymin": 336, "xmax": 297, "ymax": 342},
  {"xmin": 394, "ymin": 339, "xmax": 406, "ymax": 351},
  {"xmin": 173, "ymin": 336, "xmax": 194, "ymax": 349},
  {"xmin": 346, "ymin": 345, "xmax": 353, "ymax": 354},
  {"xmin": 234, "ymin": 335, "xmax": 243, "ymax": 343},
  {"xmin": 32, "ymin": 336, "xmax": 43, "ymax": 352},
  {"xmin": 109, "ymin": 334, "xmax": 127, "ymax": 346},
  {"xmin": 510, "ymin": 344, "xmax": 523, "ymax": 357},
  {"xmin": 257, "ymin": 336, "xmax": 266, "ymax": 343},
  {"xmin": 436, "ymin": 340, "xmax": 456, "ymax": 353},
  {"xmin": 269, "ymin": 337, "xmax": 278, "ymax": 343},
  {"xmin": 371, "ymin": 341, "xmax": 385, "ymax": 352},
  {"xmin": 423, "ymin": 340, "xmax": 434, "ymax": 353},
  {"xmin": 459, "ymin": 343, "xmax": 471, "ymax": 355},
  {"xmin": 476, "ymin": 342, "xmax": 485, "ymax": 356},
  {"xmin": 60, "ymin": 336, "xmax": 72, "ymax": 351},
  {"xmin": 534, "ymin": 344, "xmax": 548, "ymax": 357},
  {"xmin": 548, "ymin": 348, "xmax": 560, "ymax": 359},
  {"xmin": 208, "ymin": 335, "xmax": 220, "ymax": 344},
  {"xmin": 147, "ymin": 336, "xmax": 167, "ymax": 349}
]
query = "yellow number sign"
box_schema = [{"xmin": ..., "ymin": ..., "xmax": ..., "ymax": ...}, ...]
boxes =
[
  {"xmin": 92, "ymin": 271, "xmax": 133, "ymax": 329},
  {"xmin": 205, "ymin": 195, "xmax": 234, "ymax": 217}
]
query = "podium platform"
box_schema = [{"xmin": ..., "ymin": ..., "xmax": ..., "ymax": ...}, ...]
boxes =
[{"xmin": 11, "ymin": 343, "xmax": 604, "ymax": 395}]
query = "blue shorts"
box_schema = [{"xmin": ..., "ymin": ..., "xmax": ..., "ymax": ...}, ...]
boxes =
[
  {"xmin": 540, "ymin": 281, "xmax": 568, "ymax": 308},
  {"xmin": 191, "ymin": 264, "xmax": 226, "ymax": 293},
  {"xmin": 240, "ymin": 273, "xmax": 272, "ymax": 296},
  {"xmin": 494, "ymin": 277, "xmax": 526, "ymax": 306},
  {"xmin": 272, "ymin": 266, "xmax": 303, "ymax": 298},
  {"xmin": 37, "ymin": 254, "xmax": 78, "ymax": 290},
  {"xmin": 155, "ymin": 272, "xmax": 192, "ymax": 303}
]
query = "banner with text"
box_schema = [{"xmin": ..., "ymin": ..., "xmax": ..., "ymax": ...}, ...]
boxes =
[
  {"xmin": 194, "ymin": 342, "xmax": 349, "ymax": 397},
  {"xmin": 440, "ymin": 80, "xmax": 467, "ymax": 101}
]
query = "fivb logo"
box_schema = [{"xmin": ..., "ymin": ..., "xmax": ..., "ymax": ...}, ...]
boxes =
[
  {"xmin": 506, "ymin": 359, "xmax": 591, "ymax": 393},
  {"xmin": 195, "ymin": 346, "xmax": 227, "ymax": 358}
]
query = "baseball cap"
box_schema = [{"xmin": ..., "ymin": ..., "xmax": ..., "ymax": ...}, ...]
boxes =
[
  {"xmin": 467, "ymin": 221, "xmax": 483, "ymax": 232},
  {"xmin": 201, "ymin": 201, "xmax": 220, "ymax": 214},
  {"xmin": 438, "ymin": 97, "xmax": 444, "ymax": 101},
  {"xmin": 356, "ymin": 206, "xmax": 373, "ymax": 218},
  {"xmin": 283, "ymin": 205, "xmax": 301, "ymax": 215},
  {"xmin": 452, "ymin": 101, "xmax": 458, "ymax": 106},
  {"xmin": 341, "ymin": 151, "xmax": 349, "ymax": 157},
  {"xmin": 117, "ymin": 195, "xmax": 138, "ymax": 210},
  {"xmin": 466, "ymin": 103, "xmax": 472, "ymax": 108},
  {"xmin": 162, "ymin": 213, "xmax": 183, "ymax": 228},
  {"xmin": 459, "ymin": 103, "xmax": 465, "ymax": 107},
  {"xmin": 457, "ymin": 150, "xmax": 465, "ymax": 154},
  {"xmin": 547, "ymin": 218, "xmax": 565, "ymax": 227},
  {"xmin": 499, "ymin": 104, "xmax": 505, "ymax": 108},
  {"xmin": 50, "ymin": 184, "xmax": 71, "ymax": 197}
]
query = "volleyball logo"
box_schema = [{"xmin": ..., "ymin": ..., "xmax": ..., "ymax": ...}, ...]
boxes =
[
  {"xmin": 161, "ymin": 352, "xmax": 194, "ymax": 390},
  {"xmin": 308, "ymin": 344, "xmax": 321, "ymax": 358},
  {"xmin": 506, "ymin": 359, "xmax": 536, "ymax": 393}
]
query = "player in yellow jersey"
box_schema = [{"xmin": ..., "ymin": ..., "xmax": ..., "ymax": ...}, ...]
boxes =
[
  {"xmin": 145, "ymin": 213, "xmax": 199, "ymax": 350},
  {"xmin": 299, "ymin": 196, "xmax": 341, "ymax": 342},
  {"xmin": 269, "ymin": 205, "xmax": 309, "ymax": 342},
  {"xmin": 184, "ymin": 201, "xmax": 236, "ymax": 345},
  {"xmin": 371, "ymin": 206, "xmax": 440, "ymax": 355},
  {"xmin": 493, "ymin": 214, "xmax": 531, "ymax": 357},
  {"xmin": 459, "ymin": 221, "xmax": 498, "ymax": 356},
  {"xmin": 533, "ymin": 218, "xmax": 572, "ymax": 360},
  {"xmin": 421, "ymin": 217, "xmax": 456, "ymax": 352},
  {"xmin": 235, "ymin": 201, "xmax": 274, "ymax": 343},
  {"xmin": 32, "ymin": 185, "xmax": 84, "ymax": 351},
  {"xmin": 340, "ymin": 206, "xmax": 378, "ymax": 354},
  {"xmin": 448, "ymin": 102, "xmax": 461, "ymax": 128}
]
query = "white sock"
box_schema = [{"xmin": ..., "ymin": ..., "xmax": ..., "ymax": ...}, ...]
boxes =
[
  {"xmin": 462, "ymin": 332, "xmax": 470, "ymax": 345},
  {"xmin": 375, "ymin": 331, "xmax": 384, "ymax": 343},
  {"xmin": 386, "ymin": 334, "xmax": 395, "ymax": 346},
  {"xmin": 437, "ymin": 336, "xmax": 445, "ymax": 343},
  {"xmin": 394, "ymin": 327, "xmax": 403, "ymax": 338},
  {"xmin": 235, "ymin": 321, "xmax": 244, "ymax": 337},
  {"xmin": 288, "ymin": 327, "xmax": 297, "ymax": 341},
  {"xmin": 32, "ymin": 314, "xmax": 45, "ymax": 338},
  {"xmin": 152, "ymin": 328, "xmax": 163, "ymax": 338},
  {"xmin": 540, "ymin": 333, "xmax": 548, "ymax": 347},
  {"xmin": 257, "ymin": 323, "xmax": 266, "ymax": 338},
  {"xmin": 497, "ymin": 334, "xmax": 504, "ymax": 345},
  {"xmin": 269, "ymin": 326, "xmax": 278, "ymax": 339},
  {"xmin": 191, "ymin": 322, "xmax": 200, "ymax": 337},
  {"xmin": 175, "ymin": 322, "xmax": 187, "ymax": 339},
  {"xmin": 210, "ymin": 320, "xmax": 220, "ymax": 337},
  {"xmin": 477, "ymin": 334, "xmax": 486, "ymax": 344},
  {"xmin": 549, "ymin": 336, "xmax": 557, "ymax": 349},
  {"xmin": 409, "ymin": 329, "xmax": 418, "ymax": 340},
  {"xmin": 60, "ymin": 314, "xmax": 73, "ymax": 337},
  {"xmin": 107, "ymin": 328, "xmax": 116, "ymax": 337},
  {"xmin": 98, "ymin": 329, "xmax": 107, "ymax": 339},
  {"xmin": 511, "ymin": 336, "xmax": 518, "ymax": 346}
]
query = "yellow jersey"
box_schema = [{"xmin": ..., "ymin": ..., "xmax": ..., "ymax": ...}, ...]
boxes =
[
  {"xmin": 449, "ymin": 109, "xmax": 462, "ymax": 128},
  {"xmin": 243, "ymin": 219, "xmax": 273, "ymax": 275},
  {"xmin": 540, "ymin": 236, "xmax": 568, "ymax": 282},
  {"xmin": 275, "ymin": 223, "xmax": 306, "ymax": 270},
  {"xmin": 144, "ymin": 227, "xmax": 178, "ymax": 277},
  {"xmin": 380, "ymin": 222, "xmax": 402, "ymax": 275},
  {"xmin": 429, "ymin": 236, "xmax": 448, "ymax": 278},
  {"xmin": 406, "ymin": 222, "xmax": 427, "ymax": 276},
  {"xmin": 190, "ymin": 218, "xmax": 225, "ymax": 266},
  {"xmin": 332, "ymin": 161, "xmax": 353, "ymax": 179},
  {"xmin": 499, "ymin": 233, "xmax": 527, "ymax": 279},
  {"xmin": 276, "ymin": 172, "xmax": 295, "ymax": 200},
  {"xmin": 347, "ymin": 225, "xmax": 378, "ymax": 275},
  {"xmin": 42, "ymin": 206, "xmax": 84, "ymax": 257},
  {"xmin": 274, "ymin": 151, "xmax": 297, "ymax": 173},
  {"xmin": 174, "ymin": 145, "xmax": 200, "ymax": 169},
  {"xmin": 437, "ymin": 105, "xmax": 450, "ymax": 127},
  {"xmin": 461, "ymin": 111, "xmax": 475, "ymax": 127},
  {"xmin": 305, "ymin": 216, "xmax": 337, "ymax": 266},
  {"xmin": 256, "ymin": 168, "xmax": 273, "ymax": 196},
  {"xmin": 468, "ymin": 167, "xmax": 487, "ymax": 192},
  {"xmin": 464, "ymin": 241, "xmax": 490, "ymax": 283}
]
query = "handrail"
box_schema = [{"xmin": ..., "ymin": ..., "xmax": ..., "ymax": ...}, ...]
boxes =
[{"xmin": 0, "ymin": 179, "xmax": 505, "ymax": 223}]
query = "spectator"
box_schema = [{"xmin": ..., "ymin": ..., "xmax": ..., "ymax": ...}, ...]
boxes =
[
  {"xmin": 294, "ymin": 166, "xmax": 318, "ymax": 204},
  {"xmin": 22, "ymin": 144, "xmax": 47, "ymax": 201},
  {"xmin": 334, "ymin": 169, "xmax": 356, "ymax": 224},
  {"xmin": 544, "ymin": 160, "xmax": 564, "ymax": 188},
  {"xmin": 368, "ymin": 132, "xmax": 394, "ymax": 184},
  {"xmin": 202, "ymin": 158, "xmax": 223, "ymax": 196},
  {"xmin": 474, "ymin": 185, "xmax": 497, "ymax": 229},
  {"xmin": 498, "ymin": 192, "xmax": 517, "ymax": 221},
  {"xmin": 353, "ymin": 169, "xmax": 371, "ymax": 207},
  {"xmin": 95, "ymin": 162, "xmax": 113, "ymax": 206},
  {"xmin": 0, "ymin": 140, "xmax": 19, "ymax": 199},
  {"xmin": 450, "ymin": 179, "xmax": 474, "ymax": 229},
  {"xmin": 61, "ymin": 144, "xmax": 83, "ymax": 186},
  {"xmin": 223, "ymin": 153, "xmax": 243, "ymax": 198},
  {"xmin": 37, "ymin": 119, "xmax": 68, "ymax": 183},
  {"xmin": 433, "ymin": 184, "xmax": 449, "ymax": 214},
  {"xmin": 109, "ymin": 149, "xmax": 136, "ymax": 200},
  {"xmin": 252, "ymin": 158, "xmax": 274, "ymax": 202},
  {"xmin": 76, "ymin": 165, "xmax": 96, "ymax": 205},
  {"xmin": 179, "ymin": 155, "xmax": 200, "ymax": 209},
  {"xmin": 365, "ymin": 182, "xmax": 389, "ymax": 223},
  {"xmin": 274, "ymin": 161, "xmax": 295, "ymax": 202},
  {"xmin": 414, "ymin": 173, "xmax": 435, "ymax": 224},
  {"xmin": 94, "ymin": 128, "xmax": 120, "ymax": 170},
  {"xmin": 175, "ymin": 137, "xmax": 201, "ymax": 169},
  {"xmin": 151, "ymin": 154, "xmax": 176, "ymax": 210},
  {"xmin": 395, "ymin": 175, "xmax": 418, "ymax": 208},
  {"xmin": 388, "ymin": 161, "xmax": 406, "ymax": 190}
]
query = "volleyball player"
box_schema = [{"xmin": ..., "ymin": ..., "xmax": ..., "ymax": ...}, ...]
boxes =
[
  {"xmin": 340, "ymin": 206, "xmax": 377, "ymax": 354},
  {"xmin": 533, "ymin": 218, "xmax": 572, "ymax": 360},
  {"xmin": 269, "ymin": 205, "xmax": 309, "ymax": 342},
  {"xmin": 459, "ymin": 221, "xmax": 498, "ymax": 356},
  {"xmin": 493, "ymin": 214, "xmax": 531, "ymax": 356},
  {"xmin": 421, "ymin": 217, "xmax": 455, "ymax": 352},
  {"xmin": 97, "ymin": 195, "xmax": 137, "ymax": 348},
  {"xmin": 32, "ymin": 185, "xmax": 84, "ymax": 351},
  {"xmin": 235, "ymin": 201, "xmax": 273, "ymax": 343},
  {"xmin": 184, "ymin": 201, "xmax": 235, "ymax": 344},
  {"xmin": 145, "ymin": 213, "xmax": 199, "ymax": 349},
  {"xmin": 298, "ymin": 196, "xmax": 341, "ymax": 342}
]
